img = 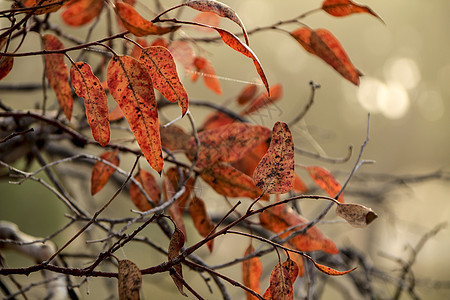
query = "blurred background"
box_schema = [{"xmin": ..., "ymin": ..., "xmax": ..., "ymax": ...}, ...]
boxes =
[{"xmin": 1, "ymin": 0, "xmax": 449, "ymax": 299}]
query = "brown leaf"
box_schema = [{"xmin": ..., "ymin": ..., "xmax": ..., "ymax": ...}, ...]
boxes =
[
  {"xmin": 253, "ymin": 122, "xmax": 294, "ymax": 194},
  {"xmin": 232, "ymin": 140, "xmax": 269, "ymax": 177},
  {"xmin": 70, "ymin": 62, "xmax": 110, "ymax": 146},
  {"xmin": 91, "ymin": 149, "xmax": 120, "ymax": 195},
  {"xmin": 191, "ymin": 56, "xmax": 222, "ymax": 95},
  {"xmin": 140, "ymin": 46, "xmax": 189, "ymax": 115},
  {"xmin": 130, "ymin": 169, "xmax": 161, "ymax": 211},
  {"xmin": 312, "ymin": 260, "xmax": 357, "ymax": 276},
  {"xmin": 107, "ymin": 55, "xmax": 163, "ymax": 173},
  {"xmin": 168, "ymin": 227, "xmax": 187, "ymax": 296},
  {"xmin": 62, "ymin": 0, "xmax": 104, "ymax": 26},
  {"xmin": 118, "ymin": 259, "xmax": 142, "ymax": 300},
  {"xmin": 114, "ymin": 2, "xmax": 180, "ymax": 37},
  {"xmin": 241, "ymin": 84, "xmax": 283, "ymax": 116},
  {"xmin": 242, "ymin": 244, "xmax": 262, "ymax": 300},
  {"xmin": 23, "ymin": 0, "xmax": 64, "ymax": 15},
  {"xmin": 189, "ymin": 196, "xmax": 215, "ymax": 252},
  {"xmin": 186, "ymin": 122, "xmax": 271, "ymax": 169},
  {"xmin": 322, "ymin": 0, "xmax": 383, "ymax": 22},
  {"xmin": 237, "ymin": 83, "xmax": 258, "ymax": 105},
  {"xmin": 0, "ymin": 55, "xmax": 13, "ymax": 81},
  {"xmin": 307, "ymin": 166, "xmax": 344, "ymax": 203},
  {"xmin": 43, "ymin": 34, "xmax": 73, "ymax": 121},
  {"xmin": 282, "ymin": 258, "xmax": 299, "ymax": 284},
  {"xmin": 160, "ymin": 124, "xmax": 191, "ymax": 151},
  {"xmin": 185, "ymin": 0, "xmax": 249, "ymax": 45},
  {"xmin": 268, "ymin": 262, "xmax": 293, "ymax": 300},
  {"xmin": 200, "ymin": 163, "xmax": 264, "ymax": 199},
  {"xmin": 335, "ymin": 203, "xmax": 377, "ymax": 228}
]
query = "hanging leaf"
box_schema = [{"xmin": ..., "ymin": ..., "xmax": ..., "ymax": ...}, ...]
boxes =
[
  {"xmin": 214, "ymin": 28, "xmax": 269, "ymax": 94},
  {"xmin": 186, "ymin": 122, "xmax": 271, "ymax": 169},
  {"xmin": 242, "ymin": 244, "xmax": 262, "ymax": 300},
  {"xmin": 107, "ymin": 55, "xmax": 163, "ymax": 173},
  {"xmin": 130, "ymin": 168, "xmax": 161, "ymax": 211},
  {"xmin": 335, "ymin": 203, "xmax": 377, "ymax": 228},
  {"xmin": 0, "ymin": 55, "xmax": 13, "ymax": 81},
  {"xmin": 200, "ymin": 163, "xmax": 265, "ymax": 199},
  {"xmin": 237, "ymin": 83, "xmax": 259, "ymax": 105},
  {"xmin": 164, "ymin": 167, "xmax": 194, "ymax": 215},
  {"xmin": 62, "ymin": 0, "xmax": 104, "ymax": 27},
  {"xmin": 114, "ymin": 2, "xmax": 180, "ymax": 37},
  {"xmin": 322, "ymin": 0, "xmax": 383, "ymax": 22},
  {"xmin": 312, "ymin": 260, "xmax": 357, "ymax": 276},
  {"xmin": 23, "ymin": 0, "xmax": 64, "ymax": 15},
  {"xmin": 268, "ymin": 262, "xmax": 293, "ymax": 300},
  {"xmin": 42, "ymin": 34, "xmax": 73, "ymax": 121},
  {"xmin": 189, "ymin": 196, "xmax": 215, "ymax": 252},
  {"xmin": 241, "ymin": 84, "xmax": 283, "ymax": 116},
  {"xmin": 168, "ymin": 227, "xmax": 187, "ymax": 296},
  {"xmin": 191, "ymin": 56, "xmax": 222, "ymax": 95},
  {"xmin": 253, "ymin": 122, "xmax": 295, "ymax": 194},
  {"xmin": 160, "ymin": 124, "xmax": 191, "ymax": 151},
  {"xmin": 118, "ymin": 259, "xmax": 142, "ymax": 300},
  {"xmin": 91, "ymin": 149, "xmax": 120, "ymax": 195},
  {"xmin": 139, "ymin": 46, "xmax": 189, "ymax": 115},
  {"xmin": 290, "ymin": 27, "xmax": 314, "ymax": 54},
  {"xmin": 259, "ymin": 204, "xmax": 339, "ymax": 254},
  {"xmin": 307, "ymin": 166, "xmax": 344, "ymax": 203},
  {"xmin": 289, "ymin": 252, "xmax": 305, "ymax": 277},
  {"xmin": 185, "ymin": 0, "xmax": 249, "ymax": 45},
  {"xmin": 193, "ymin": 12, "xmax": 221, "ymax": 31},
  {"xmin": 264, "ymin": 258, "xmax": 299, "ymax": 299},
  {"xmin": 70, "ymin": 62, "xmax": 110, "ymax": 146}
]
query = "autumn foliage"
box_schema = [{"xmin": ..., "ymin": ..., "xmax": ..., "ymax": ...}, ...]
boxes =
[{"xmin": 0, "ymin": 0, "xmax": 388, "ymax": 299}]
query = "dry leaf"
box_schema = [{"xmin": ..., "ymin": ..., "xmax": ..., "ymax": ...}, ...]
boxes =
[
  {"xmin": 118, "ymin": 259, "xmax": 142, "ymax": 300},
  {"xmin": 91, "ymin": 150, "xmax": 120, "ymax": 195},
  {"xmin": 335, "ymin": 203, "xmax": 377, "ymax": 228},
  {"xmin": 242, "ymin": 244, "xmax": 262, "ymax": 300},
  {"xmin": 168, "ymin": 227, "xmax": 187, "ymax": 296}
]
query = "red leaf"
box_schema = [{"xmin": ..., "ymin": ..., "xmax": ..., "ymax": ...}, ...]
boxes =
[
  {"xmin": 242, "ymin": 244, "xmax": 262, "ymax": 300},
  {"xmin": 168, "ymin": 227, "xmax": 187, "ymax": 296},
  {"xmin": 312, "ymin": 261, "xmax": 357, "ymax": 276},
  {"xmin": 130, "ymin": 168, "xmax": 161, "ymax": 211},
  {"xmin": 139, "ymin": 46, "xmax": 189, "ymax": 115},
  {"xmin": 200, "ymin": 163, "xmax": 265, "ymax": 199},
  {"xmin": 191, "ymin": 56, "xmax": 222, "ymax": 95},
  {"xmin": 232, "ymin": 140, "xmax": 269, "ymax": 177},
  {"xmin": 70, "ymin": 62, "xmax": 110, "ymax": 146},
  {"xmin": 151, "ymin": 38, "xmax": 169, "ymax": 48},
  {"xmin": 201, "ymin": 111, "xmax": 235, "ymax": 131},
  {"xmin": 253, "ymin": 122, "xmax": 295, "ymax": 194},
  {"xmin": 268, "ymin": 262, "xmax": 293, "ymax": 300},
  {"xmin": 259, "ymin": 204, "xmax": 339, "ymax": 254},
  {"xmin": 292, "ymin": 173, "xmax": 308, "ymax": 193},
  {"xmin": 43, "ymin": 34, "xmax": 73, "ymax": 121},
  {"xmin": 23, "ymin": 0, "xmax": 63, "ymax": 15},
  {"xmin": 322, "ymin": 0, "xmax": 383, "ymax": 22},
  {"xmin": 214, "ymin": 28, "xmax": 269, "ymax": 94},
  {"xmin": 189, "ymin": 196, "xmax": 215, "ymax": 252},
  {"xmin": 130, "ymin": 38, "xmax": 149, "ymax": 59},
  {"xmin": 193, "ymin": 12, "xmax": 221, "ymax": 32},
  {"xmin": 114, "ymin": 2, "xmax": 180, "ymax": 37},
  {"xmin": 186, "ymin": 122, "xmax": 271, "ymax": 169},
  {"xmin": 61, "ymin": 0, "xmax": 104, "ymax": 27},
  {"xmin": 241, "ymin": 84, "xmax": 283, "ymax": 116},
  {"xmin": 91, "ymin": 150, "xmax": 120, "ymax": 195},
  {"xmin": 307, "ymin": 166, "xmax": 344, "ymax": 203},
  {"xmin": 290, "ymin": 27, "xmax": 314, "ymax": 54},
  {"xmin": 237, "ymin": 83, "xmax": 258, "ymax": 105},
  {"xmin": 106, "ymin": 55, "xmax": 163, "ymax": 173},
  {"xmin": 185, "ymin": 0, "xmax": 249, "ymax": 45}
]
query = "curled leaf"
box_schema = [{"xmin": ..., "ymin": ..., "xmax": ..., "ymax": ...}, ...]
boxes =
[
  {"xmin": 91, "ymin": 150, "xmax": 120, "ymax": 195},
  {"xmin": 118, "ymin": 259, "xmax": 142, "ymax": 300},
  {"xmin": 335, "ymin": 203, "xmax": 377, "ymax": 228},
  {"xmin": 253, "ymin": 122, "xmax": 294, "ymax": 194},
  {"xmin": 307, "ymin": 166, "xmax": 344, "ymax": 203},
  {"xmin": 62, "ymin": 0, "xmax": 104, "ymax": 26},
  {"xmin": 0, "ymin": 56, "xmax": 13, "ymax": 81},
  {"xmin": 237, "ymin": 83, "xmax": 259, "ymax": 105},
  {"xmin": 312, "ymin": 260, "xmax": 357, "ymax": 276},
  {"xmin": 168, "ymin": 228, "xmax": 187, "ymax": 296},
  {"xmin": 322, "ymin": 0, "xmax": 383, "ymax": 22},
  {"xmin": 242, "ymin": 244, "xmax": 262, "ymax": 300},
  {"xmin": 70, "ymin": 62, "xmax": 110, "ymax": 146}
]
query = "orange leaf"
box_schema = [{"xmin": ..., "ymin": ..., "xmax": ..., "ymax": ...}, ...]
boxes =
[
  {"xmin": 241, "ymin": 84, "xmax": 283, "ymax": 116},
  {"xmin": 307, "ymin": 166, "xmax": 344, "ymax": 203},
  {"xmin": 114, "ymin": 2, "xmax": 180, "ymax": 37},
  {"xmin": 106, "ymin": 55, "xmax": 163, "ymax": 173},
  {"xmin": 164, "ymin": 167, "xmax": 193, "ymax": 214},
  {"xmin": 70, "ymin": 62, "xmax": 110, "ymax": 146},
  {"xmin": 292, "ymin": 173, "xmax": 308, "ymax": 193},
  {"xmin": 200, "ymin": 163, "xmax": 264, "ymax": 199},
  {"xmin": 61, "ymin": 0, "xmax": 104, "ymax": 26},
  {"xmin": 23, "ymin": 0, "xmax": 63, "ymax": 15},
  {"xmin": 139, "ymin": 46, "xmax": 189, "ymax": 115},
  {"xmin": 253, "ymin": 122, "xmax": 294, "ymax": 194},
  {"xmin": 191, "ymin": 56, "xmax": 222, "ymax": 95},
  {"xmin": 237, "ymin": 83, "xmax": 258, "ymax": 105},
  {"xmin": 259, "ymin": 205, "xmax": 339, "ymax": 254},
  {"xmin": 130, "ymin": 38, "xmax": 149, "ymax": 59},
  {"xmin": 201, "ymin": 111, "xmax": 235, "ymax": 131},
  {"xmin": 310, "ymin": 28, "xmax": 360, "ymax": 85},
  {"xmin": 214, "ymin": 28, "xmax": 269, "ymax": 94},
  {"xmin": 242, "ymin": 244, "xmax": 262, "ymax": 300},
  {"xmin": 91, "ymin": 149, "xmax": 119, "ymax": 195},
  {"xmin": 151, "ymin": 38, "xmax": 169, "ymax": 48},
  {"xmin": 109, "ymin": 104, "xmax": 124, "ymax": 121},
  {"xmin": 193, "ymin": 12, "xmax": 221, "ymax": 32},
  {"xmin": 290, "ymin": 27, "xmax": 314, "ymax": 54},
  {"xmin": 312, "ymin": 260, "xmax": 357, "ymax": 276},
  {"xmin": 43, "ymin": 34, "xmax": 73, "ymax": 121},
  {"xmin": 186, "ymin": 122, "xmax": 271, "ymax": 169},
  {"xmin": 130, "ymin": 168, "xmax": 161, "ymax": 211},
  {"xmin": 185, "ymin": 0, "xmax": 249, "ymax": 45},
  {"xmin": 232, "ymin": 140, "xmax": 269, "ymax": 177},
  {"xmin": 289, "ymin": 252, "xmax": 305, "ymax": 277},
  {"xmin": 160, "ymin": 124, "xmax": 191, "ymax": 151},
  {"xmin": 268, "ymin": 262, "xmax": 293, "ymax": 300},
  {"xmin": 322, "ymin": 0, "xmax": 383, "ymax": 22},
  {"xmin": 189, "ymin": 196, "xmax": 215, "ymax": 252},
  {"xmin": 168, "ymin": 227, "xmax": 187, "ymax": 296}
]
